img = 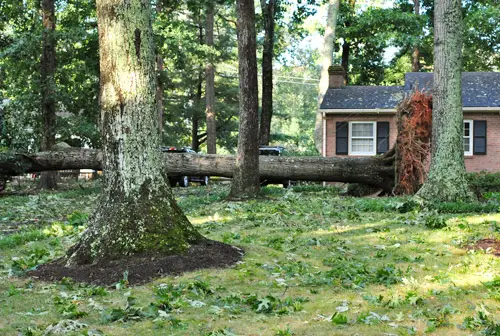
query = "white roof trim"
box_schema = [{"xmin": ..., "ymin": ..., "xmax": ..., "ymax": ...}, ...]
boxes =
[
  {"xmin": 319, "ymin": 109, "xmax": 397, "ymax": 114},
  {"xmin": 319, "ymin": 107, "xmax": 500, "ymax": 114},
  {"xmin": 463, "ymin": 107, "xmax": 500, "ymax": 112}
]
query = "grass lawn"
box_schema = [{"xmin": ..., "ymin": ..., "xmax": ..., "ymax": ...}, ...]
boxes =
[{"xmin": 0, "ymin": 182, "xmax": 499, "ymax": 335}]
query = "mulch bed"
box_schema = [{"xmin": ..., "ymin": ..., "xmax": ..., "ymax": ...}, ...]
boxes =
[
  {"xmin": 467, "ymin": 238, "xmax": 500, "ymax": 257},
  {"xmin": 27, "ymin": 240, "xmax": 244, "ymax": 286}
]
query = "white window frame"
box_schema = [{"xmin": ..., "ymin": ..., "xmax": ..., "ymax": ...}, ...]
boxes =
[
  {"xmin": 464, "ymin": 120, "xmax": 473, "ymax": 156},
  {"xmin": 349, "ymin": 121, "xmax": 377, "ymax": 156}
]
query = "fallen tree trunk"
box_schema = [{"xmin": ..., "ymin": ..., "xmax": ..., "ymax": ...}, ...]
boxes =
[{"xmin": 0, "ymin": 149, "xmax": 396, "ymax": 191}]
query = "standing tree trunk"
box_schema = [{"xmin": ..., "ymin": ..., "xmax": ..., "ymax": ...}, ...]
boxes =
[
  {"xmin": 258, "ymin": 0, "xmax": 276, "ymax": 146},
  {"xmin": 340, "ymin": 41, "xmax": 350, "ymax": 83},
  {"xmin": 205, "ymin": 2, "xmax": 217, "ymax": 154},
  {"xmin": 156, "ymin": 0, "xmax": 164, "ymax": 140},
  {"xmin": 416, "ymin": 0, "xmax": 475, "ymax": 202},
  {"xmin": 39, "ymin": 0, "xmax": 57, "ymax": 189},
  {"xmin": 411, "ymin": 0, "xmax": 421, "ymax": 72},
  {"xmin": 314, "ymin": 0, "xmax": 340, "ymax": 153},
  {"xmin": 192, "ymin": 68, "xmax": 203, "ymax": 152},
  {"xmin": 66, "ymin": 0, "xmax": 203, "ymax": 266},
  {"xmin": 229, "ymin": 0, "xmax": 260, "ymax": 199}
]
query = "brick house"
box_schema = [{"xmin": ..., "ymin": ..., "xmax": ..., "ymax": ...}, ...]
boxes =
[{"xmin": 319, "ymin": 66, "xmax": 500, "ymax": 172}]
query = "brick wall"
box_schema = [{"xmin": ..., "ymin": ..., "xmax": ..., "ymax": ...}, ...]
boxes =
[
  {"xmin": 463, "ymin": 113, "xmax": 500, "ymax": 172},
  {"xmin": 324, "ymin": 113, "xmax": 500, "ymax": 172}
]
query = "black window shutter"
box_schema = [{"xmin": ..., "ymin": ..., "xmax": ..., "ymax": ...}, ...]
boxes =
[
  {"xmin": 376, "ymin": 121, "xmax": 390, "ymax": 154},
  {"xmin": 336, "ymin": 122, "xmax": 349, "ymax": 155},
  {"xmin": 473, "ymin": 120, "xmax": 487, "ymax": 155}
]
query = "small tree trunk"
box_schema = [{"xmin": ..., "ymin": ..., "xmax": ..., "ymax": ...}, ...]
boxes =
[
  {"xmin": 416, "ymin": 0, "xmax": 475, "ymax": 202},
  {"xmin": 258, "ymin": 0, "xmax": 276, "ymax": 146},
  {"xmin": 341, "ymin": 41, "xmax": 350, "ymax": 83},
  {"xmin": 314, "ymin": 0, "xmax": 340, "ymax": 152},
  {"xmin": 229, "ymin": 0, "xmax": 260, "ymax": 199},
  {"xmin": 156, "ymin": 0, "xmax": 164, "ymax": 140},
  {"xmin": 205, "ymin": 2, "xmax": 217, "ymax": 154},
  {"xmin": 192, "ymin": 70, "xmax": 203, "ymax": 152},
  {"xmin": 39, "ymin": 0, "xmax": 57, "ymax": 189},
  {"xmin": 66, "ymin": 0, "xmax": 203, "ymax": 266},
  {"xmin": 411, "ymin": 0, "xmax": 421, "ymax": 72},
  {"xmin": 191, "ymin": 114, "xmax": 200, "ymax": 152}
]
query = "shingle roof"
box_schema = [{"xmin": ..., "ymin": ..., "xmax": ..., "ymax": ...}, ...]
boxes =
[
  {"xmin": 320, "ymin": 72, "xmax": 500, "ymax": 110},
  {"xmin": 320, "ymin": 86, "xmax": 405, "ymax": 110}
]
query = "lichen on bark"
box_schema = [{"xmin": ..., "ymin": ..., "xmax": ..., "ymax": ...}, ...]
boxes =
[
  {"xmin": 66, "ymin": 0, "xmax": 203, "ymax": 266},
  {"xmin": 416, "ymin": 0, "xmax": 475, "ymax": 203}
]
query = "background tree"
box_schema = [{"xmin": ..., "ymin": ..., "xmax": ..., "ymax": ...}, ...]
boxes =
[
  {"xmin": 228, "ymin": 0, "xmax": 260, "ymax": 199},
  {"xmin": 156, "ymin": 0, "xmax": 165, "ymax": 138},
  {"xmin": 411, "ymin": 0, "xmax": 421, "ymax": 72},
  {"xmin": 0, "ymin": 0, "xmax": 100, "ymax": 151},
  {"xmin": 258, "ymin": 0, "xmax": 278, "ymax": 146},
  {"xmin": 39, "ymin": 0, "xmax": 57, "ymax": 189},
  {"xmin": 259, "ymin": 0, "xmax": 317, "ymax": 147},
  {"xmin": 66, "ymin": 0, "xmax": 203, "ymax": 265},
  {"xmin": 336, "ymin": 3, "xmax": 422, "ymax": 85},
  {"xmin": 205, "ymin": 1, "xmax": 217, "ymax": 153},
  {"xmin": 416, "ymin": 0, "xmax": 475, "ymax": 202},
  {"xmin": 314, "ymin": 0, "xmax": 339, "ymax": 153},
  {"xmin": 154, "ymin": 1, "xmax": 239, "ymax": 151}
]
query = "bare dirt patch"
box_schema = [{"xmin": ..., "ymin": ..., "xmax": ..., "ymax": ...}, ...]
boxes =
[
  {"xmin": 467, "ymin": 238, "xmax": 500, "ymax": 257},
  {"xmin": 27, "ymin": 239, "xmax": 244, "ymax": 286}
]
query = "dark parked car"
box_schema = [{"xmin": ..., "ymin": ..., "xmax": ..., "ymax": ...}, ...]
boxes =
[
  {"xmin": 259, "ymin": 145, "xmax": 294, "ymax": 188},
  {"xmin": 161, "ymin": 146, "xmax": 209, "ymax": 187}
]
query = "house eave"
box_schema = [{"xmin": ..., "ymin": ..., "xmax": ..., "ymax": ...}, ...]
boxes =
[
  {"xmin": 318, "ymin": 107, "xmax": 500, "ymax": 114},
  {"xmin": 463, "ymin": 107, "xmax": 500, "ymax": 112},
  {"xmin": 319, "ymin": 108, "xmax": 397, "ymax": 114}
]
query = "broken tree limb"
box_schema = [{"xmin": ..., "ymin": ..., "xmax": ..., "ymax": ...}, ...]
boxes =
[{"xmin": 0, "ymin": 149, "xmax": 396, "ymax": 191}]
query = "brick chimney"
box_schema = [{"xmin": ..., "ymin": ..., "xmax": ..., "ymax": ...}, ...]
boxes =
[{"xmin": 328, "ymin": 65, "xmax": 346, "ymax": 88}]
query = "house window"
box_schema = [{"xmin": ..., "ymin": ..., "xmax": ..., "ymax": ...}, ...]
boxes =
[
  {"xmin": 464, "ymin": 120, "xmax": 473, "ymax": 156},
  {"xmin": 349, "ymin": 121, "xmax": 376, "ymax": 155}
]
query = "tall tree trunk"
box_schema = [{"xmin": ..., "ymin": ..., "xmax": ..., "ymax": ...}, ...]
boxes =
[
  {"xmin": 258, "ymin": 0, "xmax": 276, "ymax": 146},
  {"xmin": 314, "ymin": 0, "xmax": 340, "ymax": 153},
  {"xmin": 229, "ymin": 0, "xmax": 260, "ymax": 199},
  {"xmin": 39, "ymin": 0, "xmax": 57, "ymax": 189},
  {"xmin": 416, "ymin": 0, "xmax": 475, "ymax": 202},
  {"xmin": 205, "ymin": 2, "xmax": 217, "ymax": 154},
  {"xmin": 66, "ymin": 0, "xmax": 203, "ymax": 266},
  {"xmin": 156, "ymin": 0, "xmax": 164, "ymax": 140},
  {"xmin": 411, "ymin": 0, "xmax": 421, "ymax": 72}
]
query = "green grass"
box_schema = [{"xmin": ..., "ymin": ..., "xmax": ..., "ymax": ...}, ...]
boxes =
[{"xmin": 1, "ymin": 183, "xmax": 499, "ymax": 335}]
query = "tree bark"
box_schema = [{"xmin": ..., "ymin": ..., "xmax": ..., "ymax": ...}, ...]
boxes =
[
  {"xmin": 229, "ymin": 0, "xmax": 260, "ymax": 199},
  {"xmin": 65, "ymin": 0, "xmax": 203, "ymax": 266},
  {"xmin": 258, "ymin": 0, "xmax": 276, "ymax": 146},
  {"xmin": 416, "ymin": 0, "xmax": 475, "ymax": 202},
  {"xmin": 205, "ymin": 2, "xmax": 217, "ymax": 154},
  {"xmin": 39, "ymin": 0, "xmax": 58, "ymax": 189},
  {"xmin": 314, "ymin": 0, "xmax": 340, "ymax": 153},
  {"xmin": 0, "ymin": 150, "xmax": 396, "ymax": 191},
  {"xmin": 411, "ymin": 0, "xmax": 421, "ymax": 72}
]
